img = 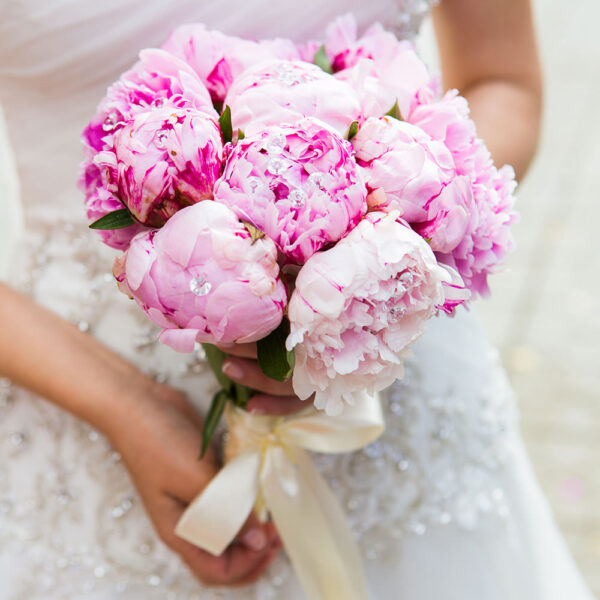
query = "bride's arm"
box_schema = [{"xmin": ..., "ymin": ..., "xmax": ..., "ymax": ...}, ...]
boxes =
[
  {"xmin": 0, "ymin": 281, "xmax": 159, "ymax": 434},
  {"xmin": 432, "ymin": 0, "xmax": 543, "ymax": 178},
  {"xmin": 0, "ymin": 282, "xmax": 280, "ymax": 585}
]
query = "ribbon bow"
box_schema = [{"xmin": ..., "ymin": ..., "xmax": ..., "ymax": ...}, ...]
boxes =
[{"xmin": 175, "ymin": 391, "xmax": 384, "ymax": 600}]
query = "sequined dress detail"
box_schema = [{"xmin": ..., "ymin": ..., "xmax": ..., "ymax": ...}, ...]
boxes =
[{"xmin": 0, "ymin": 1, "xmax": 595, "ymax": 598}]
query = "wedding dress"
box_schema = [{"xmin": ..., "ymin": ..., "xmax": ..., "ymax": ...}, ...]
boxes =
[{"xmin": 0, "ymin": 1, "xmax": 595, "ymax": 599}]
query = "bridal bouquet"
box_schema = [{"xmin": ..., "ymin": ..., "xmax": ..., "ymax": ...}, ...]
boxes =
[{"xmin": 80, "ymin": 14, "xmax": 517, "ymax": 600}]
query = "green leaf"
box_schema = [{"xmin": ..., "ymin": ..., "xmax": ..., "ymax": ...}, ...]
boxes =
[
  {"xmin": 347, "ymin": 120, "xmax": 359, "ymax": 141},
  {"xmin": 237, "ymin": 128, "xmax": 245, "ymax": 141},
  {"xmin": 232, "ymin": 382, "xmax": 252, "ymax": 409},
  {"xmin": 202, "ymin": 343, "xmax": 253, "ymax": 407},
  {"xmin": 286, "ymin": 347, "xmax": 296, "ymax": 372},
  {"xmin": 314, "ymin": 44, "xmax": 333, "ymax": 74},
  {"xmin": 201, "ymin": 343, "xmax": 233, "ymax": 392},
  {"xmin": 385, "ymin": 100, "xmax": 404, "ymax": 121},
  {"xmin": 89, "ymin": 209, "xmax": 135, "ymax": 230},
  {"xmin": 200, "ymin": 389, "xmax": 229, "ymax": 458},
  {"xmin": 219, "ymin": 105, "xmax": 233, "ymax": 144},
  {"xmin": 257, "ymin": 318, "xmax": 294, "ymax": 382}
]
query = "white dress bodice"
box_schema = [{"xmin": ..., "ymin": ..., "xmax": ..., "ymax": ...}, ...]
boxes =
[
  {"xmin": 0, "ymin": 2, "xmax": 595, "ymax": 599},
  {"xmin": 0, "ymin": 0, "xmax": 432, "ymax": 224}
]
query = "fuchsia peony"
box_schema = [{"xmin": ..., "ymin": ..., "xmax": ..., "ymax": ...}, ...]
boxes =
[
  {"xmin": 162, "ymin": 23, "xmax": 299, "ymax": 104},
  {"xmin": 213, "ymin": 118, "xmax": 368, "ymax": 264},
  {"xmin": 224, "ymin": 59, "xmax": 361, "ymax": 138},
  {"xmin": 79, "ymin": 49, "xmax": 220, "ymax": 246},
  {"xmin": 287, "ymin": 211, "xmax": 449, "ymax": 416},
  {"xmin": 78, "ymin": 160, "xmax": 145, "ymax": 250},
  {"xmin": 97, "ymin": 106, "xmax": 223, "ymax": 227},
  {"xmin": 113, "ymin": 201, "xmax": 287, "ymax": 352},
  {"xmin": 82, "ymin": 49, "xmax": 216, "ymax": 155},
  {"xmin": 85, "ymin": 188, "xmax": 146, "ymax": 251}
]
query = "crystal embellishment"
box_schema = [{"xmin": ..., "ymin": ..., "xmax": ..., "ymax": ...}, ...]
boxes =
[
  {"xmin": 308, "ymin": 172, "xmax": 327, "ymax": 191},
  {"xmin": 102, "ymin": 112, "xmax": 119, "ymax": 132},
  {"xmin": 267, "ymin": 157, "xmax": 288, "ymax": 176},
  {"xmin": 289, "ymin": 189, "xmax": 307, "ymax": 209},
  {"xmin": 10, "ymin": 431, "xmax": 27, "ymax": 447},
  {"xmin": 274, "ymin": 64, "xmax": 302, "ymax": 86},
  {"xmin": 154, "ymin": 131, "xmax": 168, "ymax": 149},
  {"xmin": 147, "ymin": 574, "xmax": 162, "ymax": 587},
  {"xmin": 190, "ymin": 276, "xmax": 212, "ymax": 297},
  {"xmin": 387, "ymin": 304, "xmax": 404, "ymax": 323},
  {"xmin": 247, "ymin": 176, "xmax": 262, "ymax": 193},
  {"xmin": 266, "ymin": 132, "xmax": 287, "ymax": 155}
]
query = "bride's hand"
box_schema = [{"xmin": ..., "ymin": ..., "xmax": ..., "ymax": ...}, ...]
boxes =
[
  {"xmin": 219, "ymin": 343, "xmax": 307, "ymax": 416},
  {"xmin": 107, "ymin": 383, "xmax": 281, "ymax": 587}
]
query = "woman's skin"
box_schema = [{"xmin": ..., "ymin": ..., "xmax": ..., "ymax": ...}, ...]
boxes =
[
  {"xmin": 433, "ymin": 0, "xmax": 543, "ymax": 178},
  {"xmin": 0, "ymin": 0, "xmax": 542, "ymax": 588}
]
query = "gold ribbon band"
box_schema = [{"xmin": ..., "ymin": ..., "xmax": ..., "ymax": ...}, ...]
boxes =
[{"xmin": 175, "ymin": 391, "xmax": 384, "ymax": 600}]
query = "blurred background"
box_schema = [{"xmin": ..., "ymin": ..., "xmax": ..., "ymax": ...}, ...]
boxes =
[
  {"xmin": 0, "ymin": 0, "xmax": 598, "ymax": 594},
  {"xmin": 420, "ymin": 0, "xmax": 600, "ymax": 594}
]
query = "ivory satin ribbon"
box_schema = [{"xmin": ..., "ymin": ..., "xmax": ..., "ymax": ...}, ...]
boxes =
[{"xmin": 175, "ymin": 391, "xmax": 385, "ymax": 600}]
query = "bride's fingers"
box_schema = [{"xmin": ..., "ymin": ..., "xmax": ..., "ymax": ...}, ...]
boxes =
[
  {"xmin": 235, "ymin": 513, "xmax": 278, "ymax": 551},
  {"xmin": 160, "ymin": 498, "xmax": 277, "ymax": 587},
  {"xmin": 216, "ymin": 342, "xmax": 257, "ymax": 359},
  {"xmin": 222, "ymin": 357, "xmax": 294, "ymax": 396},
  {"xmin": 247, "ymin": 394, "xmax": 307, "ymax": 416},
  {"xmin": 230, "ymin": 546, "xmax": 281, "ymax": 587}
]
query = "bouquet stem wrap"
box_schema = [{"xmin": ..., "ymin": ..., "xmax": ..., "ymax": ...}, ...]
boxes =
[{"xmin": 175, "ymin": 392, "xmax": 384, "ymax": 600}]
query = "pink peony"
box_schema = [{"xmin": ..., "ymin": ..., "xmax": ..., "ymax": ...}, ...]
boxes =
[
  {"xmin": 114, "ymin": 201, "xmax": 287, "ymax": 352},
  {"xmin": 213, "ymin": 118, "xmax": 367, "ymax": 264},
  {"xmin": 287, "ymin": 211, "xmax": 449, "ymax": 416},
  {"xmin": 353, "ymin": 117, "xmax": 473, "ymax": 255},
  {"xmin": 82, "ymin": 49, "xmax": 216, "ymax": 155},
  {"xmin": 407, "ymin": 90, "xmax": 519, "ymax": 298},
  {"xmin": 335, "ymin": 57, "xmax": 438, "ymax": 122},
  {"xmin": 224, "ymin": 59, "xmax": 361, "ymax": 138},
  {"xmin": 299, "ymin": 14, "xmax": 423, "ymax": 75},
  {"xmin": 325, "ymin": 15, "xmax": 437, "ymax": 121},
  {"xmin": 408, "ymin": 89, "xmax": 479, "ymax": 176},
  {"xmin": 162, "ymin": 23, "xmax": 299, "ymax": 105},
  {"xmin": 96, "ymin": 106, "xmax": 223, "ymax": 227},
  {"xmin": 324, "ymin": 15, "xmax": 412, "ymax": 72},
  {"xmin": 437, "ymin": 164, "xmax": 518, "ymax": 298}
]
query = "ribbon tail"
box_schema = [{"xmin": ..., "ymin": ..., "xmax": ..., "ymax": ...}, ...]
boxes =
[
  {"xmin": 262, "ymin": 446, "xmax": 370, "ymax": 600},
  {"xmin": 175, "ymin": 450, "xmax": 261, "ymax": 555}
]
